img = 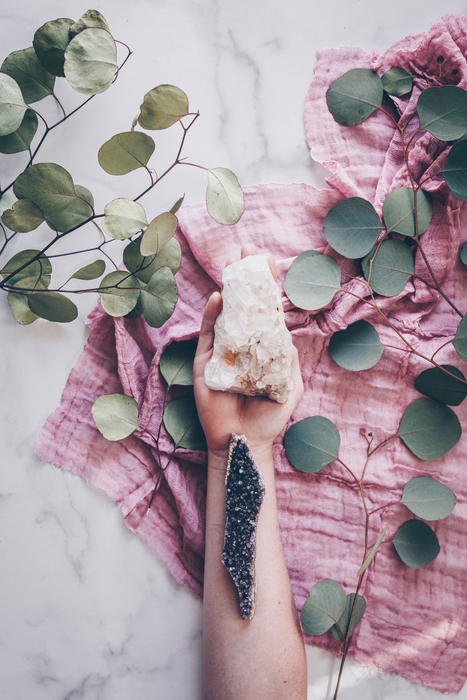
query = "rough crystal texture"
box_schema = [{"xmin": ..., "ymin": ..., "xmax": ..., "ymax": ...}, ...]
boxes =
[
  {"xmin": 204, "ymin": 255, "xmax": 294, "ymax": 403},
  {"xmin": 222, "ymin": 434, "xmax": 265, "ymax": 620}
]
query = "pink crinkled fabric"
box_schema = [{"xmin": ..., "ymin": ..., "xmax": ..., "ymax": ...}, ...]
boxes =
[{"xmin": 36, "ymin": 14, "xmax": 467, "ymax": 693}]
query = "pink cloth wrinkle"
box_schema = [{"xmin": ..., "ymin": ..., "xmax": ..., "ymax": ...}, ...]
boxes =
[{"xmin": 35, "ymin": 13, "xmax": 467, "ymax": 694}]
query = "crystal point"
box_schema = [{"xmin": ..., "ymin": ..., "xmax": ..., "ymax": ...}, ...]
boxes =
[{"xmin": 204, "ymin": 255, "xmax": 294, "ymax": 403}]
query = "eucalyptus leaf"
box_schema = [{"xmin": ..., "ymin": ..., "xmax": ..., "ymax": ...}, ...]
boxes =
[
  {"xmin": 98, "ymin": 270, "xmax": 140, "ymax": 317},
  {"xmin": 33, "ymin": 18, "xmax": 74, "ymax": 77},
  {"xmin": 70, "ymin": 259, "xmax": 105, "ymax": 281},
  {"xmin": 0, "ymin": 73, "xmax": 27, "ymax": 136},
  {"xmin": 442, "ymin": 140, "xmax": 467, "ymax": 201},
  {"xmin": 323, "ymin": 197, "xmax": 381, "ymax": 258},
  {"xmin": 140, "ymin": 212, "xmax": 178, "ymax": 256},
  {"xmin": 1, "ymin": 47, "xmax": 55, "ymax": 103},
  {"xmin": 415, "ymin": 365, "xmax": 467, "ymax": 406},
  {"xmin": 124, "ymin": 293, "xmax": 143, "ymax": 319},
  {"xmin": 102, "ymin": 198, "xmax": 148, "ymax": 240},
  {"xmin": 91, "ymin": 393, "xmax": 139, "ymax": 441},
  {"xmin": 393, "ymin": 520, "xmax": 440, "ymax": 569},
  {"xmin": 0, "ymin": 109, "xmax": 38, "ymax": 154},
  {"xmin": 163, "ymin": 396, "xmax": 207, "ymax": 450},
  {"xmin": 329, "ymin": 320, "xmax": 384, "ymax": 371},
  {"xmin": 401, "ymin": 476, "xmax": 456, "ymax": 520},
  {"xmin": 1, "ymin": 199, "xmax": 44, "ymax": 232},
  {"xmin": 283, "ymin": 253, "xmax": 341, "ymax": 310},
  {"xmin": 8, "ymin": 290, "xmax": 38, "ymax": 325},
  {"xmin": 169, "ymin": 195, "xmax": 185, "ymax": 215},
  {"xmin": 382, "ymin": 187, "xmax": 433, "ymax": 237},
  {"xmin": 10, "ymin": 274, "xmax": 48, "ymax": 293},
  {"xmin": 98, "ymin": 131, "xmax": 155, "ymax": 176},
  {"xmin": 461, "ymin": 242, "xmax": 467, "ymax": 265},
  {"xmin": 290, "ymin": 250, "xmax": 323, "ymax": 267},
  {"xmin": 46, "ymin": 184, "xmax": 94, "ymax": 232},
  {"xmin": 397, "ymin": 398, "xmax": 462, "ymax": 461},
  {"xmin": 1, "ymin": 249, "xmax": 52, "ymax": 287},
  {"xmin": 357, "ymin": 524, "xmax": 389, "ymax": 577},
  {"xmin": 331, "ymin": 594, "xmax": 366, "ymax": 642},
  {"xmin": 159, "ymin": 339, "xmax": 197, "ymax": 387},
  {"xmin": 140, "ymin": 266, "xmax": 178, "ymax": 328},
  {"xmin": 326, "ymin": 68, "xmax": 383, "ymax": 126},
  {"xmin": 362, "ymin": 239, "xmax": 414, "ymax": 297},
  {"xmin": 123, "ymin": 235, "xmax": 181, "ymax": 283},
  {"xmin": 453, "ymin": 315, "xmax": 467, "ymax": 361},
  {"xmin": 206, "ymin": 168, "xmax": 244, "ymax": 225},
  {"xmin": 64, "ymin": 28, "xmax": 117, "ymax": 95},
  {"xmin": 381, "ymin": 67, "xmax": 413, "ymax": 97},
  {"xmin": 69, "ymin": 10, "xmax": 110, "ymax": 39},
  {"xmin": 300, "ymin": 579, "xmax": 347, "ymax": 636},
  {"xmin": 0, "ymin": 192, "xmax": 13, "ymax": 216},
  {"xmin": 27, "ymin": 291, "xmax": 78, "ymax": 323},
  {"xmin": 138, "ymin": 84, "xmax": 189, "ymax": 130},
  {"xmin": 417, "ymin": 86, "xmax": 467, "ymax": 141},
  {"xmin": 284, "ymin": 416, "xmax": 340, "ymax": 473},
  {"xmin": 13, "ymin": 162, "xmax": 76, "ymax": 215}
]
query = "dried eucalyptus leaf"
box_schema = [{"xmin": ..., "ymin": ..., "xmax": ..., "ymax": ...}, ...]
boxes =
[
  {"xmin": 1, "ymin": 47, "xmax": 55, "ymax": 103},
  {"xmin": 46, "ymin": 184, "xmax": 93, "ymax": 232},
  {"xmin": 64, "ymin": 28, "xmax": 117, "ymax": 95},
  {"xmin": 33, "ymin": 18, "xmax": 74, "ymax": 77},
  {"xmin": 140, "ymin": 266, "xmax": 178, "ymax": 328},
  {"xmin": 0, "ymin": 192, "xmax": 13, "ymax": 216},
  {"xmin": 27, "ymin": 291, "xmax": 78, "ymax": 323},
  {"xmin": 123, "ymin": 235, "xmax": 181, "ymax": 283},
  {"xmin": 8, "ymin": 290, "xmax": 38, "ymax": 325},
  {"xmin": 140, "ymin": 212, "xmax": 178, "ymax": 256},
  {"xmin": 98, "ymin": 270, "xmax": 140, "ymax": 317},
  {"xmin": 159, "ymin": 339, "xmax": 197, "ymax": 387},
  {"xmin": 138, "ymin": 84, "xmax": 189, "ymax": 130},
  {"xmin": 163, "ymin": 396, "xmax": 206, "ymax": 450},
  {"xmin": 13, "ymin": 162, "xmax": 76, "ymax": 215},
  {"xmin": 2, "ymin": 199, "xmax": 45, "ymax": 232},
  {"xmin": 70, "ymin": 259, "xmax": 105, "ymax": 281},
  {"xmin": 206, "ymin": 168, "xmax": 244, "ymax": 225},
  {"xmin": 1, "ymin": 249, "xmax": 52, "ymax": 287},
  {"xmin": 92, "ymin": 394, "xmax": 139, "ymax": 441},
  {"xmin": 169, "ymin": 194, "xmax": 185, "ymax": 215},
  {"xmin": 69, "ymin": 10, "xmax": 111, "ymax": 39},
  {"xmin": 102, "ymin": 198, "xmax": 148, "ymax": 240},
  {"xmin": 0, "ymin": 73, "xmax": 27, "ymax": 136},
  {"xmin": 0, "ymin": 109, "xmax": 38, "ymax": 154},
  {"xmin": 98, "ymin": 131, "xmax": 155, "ymax": 175}
]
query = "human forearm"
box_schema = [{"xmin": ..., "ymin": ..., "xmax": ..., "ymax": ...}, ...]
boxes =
[{"xmin": 203, "ymin": 444, "xmax": 307, "ymax": 700}]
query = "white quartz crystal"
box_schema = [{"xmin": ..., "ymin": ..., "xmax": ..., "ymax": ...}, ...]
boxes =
[{"xmin": 204, "ymin": 255, "xmax": 294, "ymax": 403}]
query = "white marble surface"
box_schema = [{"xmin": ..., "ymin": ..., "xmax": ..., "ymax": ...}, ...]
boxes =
[{"xmin": 1, "ymin": 1, "xmax": 467, "ymax": 698}]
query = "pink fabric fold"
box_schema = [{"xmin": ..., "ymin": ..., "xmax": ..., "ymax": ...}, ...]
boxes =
[{"xmin": 36, "ymin": 14, "xmax": 467, "ymax": 693}]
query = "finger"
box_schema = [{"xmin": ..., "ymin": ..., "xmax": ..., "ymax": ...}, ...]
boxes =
[
  {"xmin": 266, "ymin": 252, "xmax": 278, "ymax": 282},
  {"xmin": 195, "ymin": 291, "xmax": 222, "ymax": 359},
  {"xmin": 290, "ymin": 345, "xmax": 304, "ymax": 402},
  {"xmin": 225, "ymin": 256, "xmax": 238, "ymax": 267},
  {"xmin": 241, "ymin": 243, "xmax": 258, "ymax": 258}
]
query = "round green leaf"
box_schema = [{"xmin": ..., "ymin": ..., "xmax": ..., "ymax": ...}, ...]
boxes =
[
  {"xmin": 2, "ymin": 199, "xmax": 44, "ymax": 233},
  {"xmin": 461, "ymin": 242, "xmax": 467, "ymax": 265},
  {"xmin": 140, "ymin": 212, "xmax": 178, "ymax": 256},
  {"xmin": 27, "ymin": 291, "xmax": 78, "ymax": 323},
  {"xmin": 13, "ymin": 162, "xmax": 76, "ymax": 215},
  {"xmin": 8, "ymin": 290, "xmax": 38, "ymax": 325},
  {"xmin": 140, "ymin": 266, "xmax": 178, "ymax": 328},
  {"xmin": 393, "ymin": 520, "xmax": 440, "ymax": 568},
  {"xmin": 382, "ymin": 187, "xmax": 433, "ymax": 237},
  {"xmin": 159, "ymin": 339, "xmax": 197, "ymax": 387},
  {"xmin": 138, "ymin": 84, "xmax": 189, "ymax": 130},
  {"xmin": 381, "ymin": 67, "xmax": 413, "ymax": 97},
  {"xmin": 329, "ymin": 320, "xmax": 384, "ymax": 371},
  {"xmin": 1, "ymin": 47, "xmax": 55, "ymax": 103},
  {"xmin": 417, "ymin": 86, "xmax": 467, "ymax": 141},
  {"xmin": 284, "ymin": 416, "xmax": 340, "ymax": 473},
  {"xmin": 64, "ymin": 28, "xmax": 117, "ymax": 95},
  {"xmin": 92, "ymin": 394, "xmax": 139, "ymax": 441},
  {"xmin": 123, "ymin": 235, "xmax": 181, "ymax": 283},
  {"xmin": 102, "ymin": 198, "xmax": 148, "ymax": 240},
  {"xmin": 300, "ymin": 579, "xmax": 347, "ymax": 636},
  {"xmin": 331, "ymin": 594, "xmax": 366, "ymax": 641},
  {"xmin": 0, "ymin": 192, "xmax": 13, "ymax": 216},
  {"xmin": 33, "ymin": 18, "xmax": 74, "ymax": 77},
  {"xmin": 0, "ymin": 73, "xmax": 27, "ymax": 136},
  {"xmin": 326, "ymin": 68, "xmax": 383, "ymax": 126},
  {"xmin": 163, "ymin": 396, "xmax": 207, "ymax": 450},
  {"xmin": 124, "ymin": 293, "xmax": 143, "ymax": 320},
  {"xmin": 206, "ymin": 168, "xmax": 244, "ymax": 225},
  {"xmin": 323, "ymin": 197, "xmax": 382, "ymax": 259},
  {"xmin": 453, "ymin": 315, "xmax": 467, "ymax": 361},
  {"xmin": 362, "ymin": 239, "xmax": 414, "ymax": 297},
  {"xmin": 397, "ymin": 397, "xmax": 462, "ymax": 461},
  {"xmin": 69, "ymin": 10, "xmax": 110, "ymax": 39},
  {"xmin": 283, "ymin": 253, "xmax": 341, "ymax": 311},
  {"xmin": 98, "ymin": 270, "xmax": 140, "ymax": 317},
  {"xmin": 415, "ymin": 365, "xmax": 467, "ymax": 406},
  {"xmin": 401, "ymin": 476, "xmax": 456, "ymax": 520},
  {"xmin": 1, "ymin": 249, "xmax": 52, "ymax": 287},
  {"xmin": 442, "ymin": 140, "xmax": 467, "ymax": 201},
  {"xmin": 357, "ymin": 524, "xmax": 389, "ymax": 577},
  {"xmin": 70, "ymin": 259, "xmax": 105, "ymax": 281},
  {"xmin": 47, "ymin": 184, "xmax": 93, "ymax": 232},
  {"xmin": 290, "ymin": 250, "xmax": 323, "ymax": 268},
  {"xmin": 0, "ymin": 109, "xmax": 38, "ymax": 154},
  {"xmin": 98, "ymin": 131, "xmax": 155, "ymax": 176},
  {"xmin": 169, "ymin": 194, "xmax": 185, "ymax": 215}
]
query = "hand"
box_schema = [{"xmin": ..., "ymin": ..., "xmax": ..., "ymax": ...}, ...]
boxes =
[{"xmin": 193, "ymin": 244, "xmax": 304, "ymax": 458}]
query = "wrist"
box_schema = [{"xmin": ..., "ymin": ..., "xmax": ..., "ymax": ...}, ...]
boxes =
[{"xmin": 207, "ymin": 437, "xmax": 274, "ymax": 473}]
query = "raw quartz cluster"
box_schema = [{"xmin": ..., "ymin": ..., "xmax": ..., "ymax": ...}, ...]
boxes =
[{"xmin": 204, "ymin": 255, "xmax": 294, "ymax": 403}]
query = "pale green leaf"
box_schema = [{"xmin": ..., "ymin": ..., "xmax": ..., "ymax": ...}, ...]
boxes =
[
  {"xmin": 159, "ymin": 339, "xmax": 197, "ymax": 387},
  {"xmin": 13, "ymin": 162, "xmax": 76, "ymax": 215},
  {"xmin": 283, "ymin": 253, "xmax": 341, "ymax": 310},
  {"xmin": 1, "ymin": 47, "xmax": 55, "ymax": 103},
  {"xmin": 140, "ymin": 212, "xmax": 178, "ymax": 256},
  {"xmin": 33, "ymin": 18, "xmax": 74, "ymax": 77},
  {"xmin": 27, "ymin": 291, "xmax": 78, "ymax": 323},
  {"xmin": 102, "ymin": 198, "xmax": 148, "ymax": 240},
  {"xmin": 98, "ymin": 270, "xmax": 140, "ymax": 316},
  {"xmin": 92, "ymin": 393, "xmax": 139, "ymax": 441},
  {"xmin": 301, "ymin": 579, "xmax": 347, "ymax": 636},
  {"xmin": 46, "ymin": 184, "xmax": 94, "ymax": 232},
  {"xmin": 163, "ymin": 396, "xmax": 206, "ymax": 450},
  {"xmin": 69, "ymin": 10, "xmax": 110, "ymax": 39},
  {"xmin": 401, "ymin": 477, "xmax": 456, "ymax": 520},
  {"xmin": 362, "ymin": 240, "xmax": 414, "ymax": 297},
  {"xmin": 0, "ymin": 192, "xmax": 13, "ymax": 216},
  {"xmin": 140, "ymin": 266, "xmax": 178, "ymax": 328},
  {"xmin": 123, "ymin": 235, "xmax": 181, "ymax": 283},
  {"xmin": 381, "ymin": 67, "xmax": 413, "ymax": 97},
  {"xmin": 138, "ymin": 84, "xmax": 189, "ymax": 130},
  {"xmin": 0, "ymin": 109, "xmax": 38, "ymax": 154},
  {"xmin": 64, "ymin": 28, "xmax": 117, "ymax": 95},
  {"xmin": 331, "ymin": 594, "xmax": 367, "ymax": 641},
  {"xmin": 382, "ymin": 187, "xmax": 432, "ymax": 237},
  {"xmin": 70, "ymin": 259, "xmax": 105, "ymax": 281},
  {"xmin": 98, "ymin": 131, "xmax": 155, "ymax": 176},
  {"xmin": 206, "ymin": 167, "xmax": 244, "ymax": 225},
  {"xmin": 1, "ymin": 199, "xmax": 44, "ymax": 232},
  {"xmin": 398, "ymin": 398, "xmax": 462, "ymax": 461},
  {"xmin": 284, "ymin": 416, "xmax": 340, "ymax": 473},
  {"xmin": 357, "ymin": 525, "xmax": 388, "ymax": 577},
  {"xmin": 0, "ymin": 73, "xmax": 27, "ymax": 136}
]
